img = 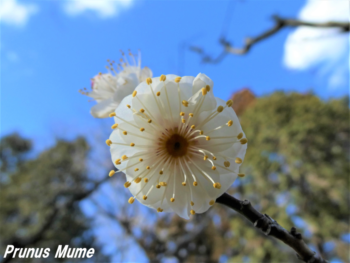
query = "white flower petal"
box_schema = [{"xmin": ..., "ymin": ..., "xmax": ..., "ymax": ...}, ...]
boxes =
[
  {"xmin": 193, "ymin": 73, "xmax": 214, "ymax": 94},
  {"xmin": 140, "ymin": 66, "xmax": 153, "ymax": 81},
  {"xmin": 112, "ymin": 74, "xmax": 139, "ymax": 104},
  {"xmin": 165, "ymin": 170, "xmax": 190, "ymax": 219},
  {"xmin": 109, "ymin": 130, "xmax": 141, "ymax": 171},
  {"xmin": 108, "ymin": 73, "xmax": 247, "ymax": 219},
  {"xmin": 114, "ymin": 95, "xmax": 134, "ymax": 122},
  {"xmin": 90, "ymin": 98, "xmax": 119, "ymax": 118}
]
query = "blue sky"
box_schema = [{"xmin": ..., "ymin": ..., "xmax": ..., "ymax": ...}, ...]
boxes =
[{"xmin": 1, "ymin": 0, "xmax": 348, "ymax": 150}]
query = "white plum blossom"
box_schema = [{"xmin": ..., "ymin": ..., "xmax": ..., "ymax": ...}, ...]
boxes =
[
  {"xmin": 80, "ymin": 52, "xmax": 152, "ymax": 118},
  {"xmin": 106, "ymin": 73, "xmax": 247, "ymax": 219}
]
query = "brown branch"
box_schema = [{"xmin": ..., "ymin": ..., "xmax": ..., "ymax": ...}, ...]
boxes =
[
  {"xmin": 2, "ymin": 177, "xmax": 110, "ymax": 263},
  {"xmin": 216, "ymin": 193, "xmax": 328, "ymax": 263},
  {"xmin": 190, "ymin": 15, "xmax": 349, "ymax": 63}
]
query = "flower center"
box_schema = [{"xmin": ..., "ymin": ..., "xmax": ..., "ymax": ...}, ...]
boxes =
[{"xmin": 166, "ymin": 134, "xmax": 189, "ymax": 157}]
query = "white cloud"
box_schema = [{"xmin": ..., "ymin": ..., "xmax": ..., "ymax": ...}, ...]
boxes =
[
  {"xmin": 63, "ymin": 0, "xmax": 134, "ymax": 18},
  {"xmin": 283, "ymin": 0, "xmax": 349, "ymax": 88},
  {"xmin": 0, "ymin": 0, "xmax": 38, "ymax": 26}
]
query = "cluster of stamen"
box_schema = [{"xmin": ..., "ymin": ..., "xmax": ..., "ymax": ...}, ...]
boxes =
[
  {"xmin": 107, "ymin": 75, "xmax": 247, "ymax": 215},
  {"xmin": 79, "ymin": 50, "xmax": 142, "ymax": 96}
]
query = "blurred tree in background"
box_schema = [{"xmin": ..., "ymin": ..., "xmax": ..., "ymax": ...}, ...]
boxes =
[
  {"xmin": 0, "ymin": 134, "xmax": 109, "ymax": 262},
  {"xmin": 235, "ymin": 92, "xmax": 349, "ymax": 262},
  {"xmin": 1, "ymin": 91, "xmax": 348, "ymax": 263}
]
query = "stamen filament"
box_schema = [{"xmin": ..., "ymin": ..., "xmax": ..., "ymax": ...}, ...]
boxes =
[
  {"xmin": 182, "ymin": 157, "xmax": 198, "ymax": 185},
  {"xmin": 188, "ymin": 156, "xmax": 216, "ymax": 185},
  {"xmin": 115, "ymin": 116, "xmax": 153, "ymax": 135},
  {"xmin": 136, "ymin": 96, "xmax": 162, "ymax": 129}
]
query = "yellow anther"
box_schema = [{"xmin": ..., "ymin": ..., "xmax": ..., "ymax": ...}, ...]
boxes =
[
  {"xmin": 143, "ymin": 195, "xmax": 147, "ymax": 200},
  {"xmin": 124, "ymin": 182, "xmax": 131, "ymax": 188},
  {"xmin": 134, "ymin": 168, "xmax": 139, "ymax": 172},
  {"xmin": 190, "ymin": 210, "xmax": 195, "ymax": 215},
  {"xmin": 115, "ymin": 159, "xmax": 121, "ymax": 165},
  {"xmin": 190, "ymin": 201, "xmax": 194, "ymax": 206},
  {"xmin": 106, "ymin": 139, "xmax": 112, "ymax": 146},
  {"xmin": 128, "ymin": 197, "xmax": 135, "ymax": 204},
  {"xmin": 160, "ymin": 74, "xmax": 166, "ymax": 81},
  {"xmin": 132, "ymin": 91, "xmax": 137, "ymax": 97},
  {"xmin": 189, "ymin": 113, "xmax": 194, "ymax": 117},
  {"xmin": 109, "ymin": 170, "xmax": 115, "ymax": 177},
  {"xmin": 240, "ymin": 138, "xmax": 248, "ymax": 144},
  {"xmin": 182, "ymin": 182, "xmax": 186, "ymax": 186},
  {"xmin": 213, "ymin": 156, "xmax": 217, "ymax": 160},
  {"xmin": 156, "ymin": 184, "xmax": 161, "ymax": 189},
  {"xmin": 130, "ymin": 143, "xmax": 135, "ymax": 147},
  {"xmin": 121, "ymin": 155, "xmax": 128, "ymax": 160},
  {"xmin": 123, "ymin": 131, "xmax": 127, "ymax": 135},
  {"xmin": 146, "ymin": 77, "xmax": 152, "ymax": 85},
  {"xmin": 98, "ymin": 72, "xmax": 102, "ymax": 75},
  {"xmin": 156, "ymin": 91, "xmax": 161, "ymax": 96},
  {"xmin": 213, "ymin": 182, "xmax": 221, "ymax": 189},
  {"xmin": 181, "ymin": 119, "xmax": 186, "ymax": 123},
  {"xmin": 157, "ymin": 208, "xmax": 163, "ymax": 212},
  {"xmin": 227, "ymin": 120, "xmax": 233, "ymax": 127},
  {"xmin": 135, "ymin": 177, "xmax": 141, "ymax": 183},
  {"xmin": 211, "ymin": 166, "xmax": 216, "ymax": 170},
  {"xmin": 160, "ymin": 182, "xmax": 167, "ymax": 186},
  {"xmin": 226, "ymin": 99, "xmax": 233, "ymax": 107},
  {"xmin": 182, "ymin": 100, "xmax": 189, "ymax": 107},
  {"xmin": 203, "ymin": 155, "xmax": 208, "ymax": 160},
  {"xmin": 201, "ymin": 87, "xmax": 207, "ymax": 95},
  {"xmin": 238, "ymin": 173, "xmax": 245, "ymax": 178},
  {"xmin": 180, "ymin": 112, "xmax": 185, "ymax": 116},
  {"xmin": 209, "ymin": 200, "xmax": 215, "ymax": 206},
  {"xmin": 170, "ymin": 198, "xmax": 175, "ymax": 202},
  {"xmin": 140, "ymin": 127, "xmax": 145, "ymax": 132},
  {"xmin": 191, "ymin": 125, "xmax": 195, "ymax": 129},
  {"xmin": 140, "ymin": 108, "xmax": 145, "ymax": 113},
  {"xmin": 235, "ymin": 157, "xmax": 242, "ymax": 164},
  {"xmin": 109, "ymin": 112, "xmax": 116, "ymax": 117},
  {"xmin": 146, "ymin": 166, "xmax": 150, "ymax": 170},
  {"xmin": 139, "ymin": 158, "xmax": 143, "ymax": 162},
  {"xmin": 175, "ymin": 76, "xmax": 181, "ymax": 83},
  {"xmin": 148, "ymin": 119, "xmax": 152, "ymax": 123},
  {"xmin": 224, "ymin": 161, "xmax": 230, "ymax": 167},
  {"xmin": 193, "ymin": 181, "xmax": 198, "ymax": 186},
  {"xmin": 126, "ymin": 104, "xmax": 131, "ymax": 108},
  {"xmin": 217, "ymin": 106, "xmax": 224, "ymax": 112},
  {"xmin": 199, "ymin": 131, "xmax": 204, "ymax": 135},
  {"xmin": 159, "ymin": 170, "xmax": 163, "ymax": 175},
  {"xmin": 111, "ymin": 124, "xmax": 118, "ymax": 129},
  {"xmin": 144, "ymin": 178, "xmax": 149, "ymax": 183},
  {"xmin": 237, "ymin": 132, "xmax": 243, "ymax": 139},
  {"xmin": 206, "ymin": 85, "xmax": 211, "ymax": 91},
  {"xmin": 206, "ymin": 136, "xmax": 210, "ymax": 141}
]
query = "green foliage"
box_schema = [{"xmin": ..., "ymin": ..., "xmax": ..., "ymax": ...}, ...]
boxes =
[
  {"xmin": 0, "ymin": 134, "xmax": 109, "ymax": 262},
  {"xmin": 234, "ymin": 92, "xmax": 349, "ymax": 261}
]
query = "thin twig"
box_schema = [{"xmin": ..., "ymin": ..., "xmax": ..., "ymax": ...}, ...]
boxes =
[
  {"xmin": 190, "ymin": 15, "xmax": 349, "ymax": 63},
  {"xmin": 216, "ymin": 193, "xmax": 328, "ymax": 263}
]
